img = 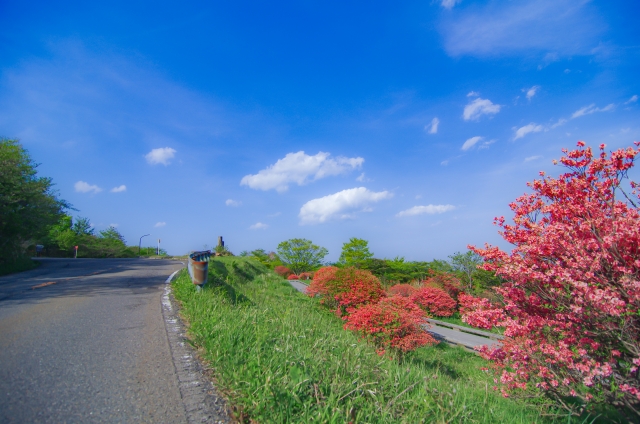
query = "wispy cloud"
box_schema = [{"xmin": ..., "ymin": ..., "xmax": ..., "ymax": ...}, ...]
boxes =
[
  {"xmin": 514, "ymin": 123, "xmax": 544, "ymax": 140},
  {"xmin": 225, "ymin": 199, "xmax": 241, "ymax": 207},
  {"xmin": 74, "ymin": 181, "xmax": 102, "ymax": 194},
  {"xmin": 524, "ymin": 155, "xmax": 542, "ymax": 162},
  {"xmin": 571, "ymin": 103, "xmax": 615, "ymax": 119},
  {"xmin": 249, "ymin": 222, "xmax": 268, "ymax": 230},
  {"xmin": 551, "ymin": 118, "xmax": 567, "ymax": 129},
  {"xmin": 525, "ymin": 85, "xmax": 540, "ymax": 100},
  {"xmin": 356, "ymin": 173, "xmax": 371, "ymax": 182},
  {"xmin": 440, "ymin": 0, "xmax": 605, "ymax": 58},
  {"xmin": 241, "ymin": 151, "xmax": 363, "ymax": 192},
  {"xmin": 463, "ymin": 98, "xmax": 501, "ymax": 121},
  {"xmin": 478, "ymin": 139, "xmax": 496, "ymax": 149},
  {"xmin": 467, "ymin": 91, "xmax": 479, "ymax": 97},
  {"xmin": 441, "ymin": 0, "xmax": 462, "ymax": 9},
  {"xmin": 145, "ymin": 147, "xmax": 176, "ymax": 165},
  {"xmin": 299, "ymin": 187, "xmax": 393, "ymax": 225},
  {"xmin": 461, "ymin": 136, "xmax": 483, "ymax": 151},
  {"xmin": 110, "ymin": 185, "xmax": 126, "ymax": 193},
  {"xmin": 396, "ymin": 204, "xmax": 456, "ymax": 217},
  {"xmin": 426, "ymin": 117, "xmax": 440, "ymax": 134},
  {"xmin": 154, "ymin": 222, "xmax": 166, "ymax": 227},
  {"xmin": 625, "ymin": 95, "xmax": 638, "ymax": 105}
]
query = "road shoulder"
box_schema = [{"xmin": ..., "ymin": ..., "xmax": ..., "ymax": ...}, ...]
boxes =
[{"xmin": 162, "ymin": 271, "xmax": 232, "ymax": 423}]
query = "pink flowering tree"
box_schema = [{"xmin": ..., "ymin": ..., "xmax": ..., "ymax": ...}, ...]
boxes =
[{"xmin": 468, "ymin": 142, "xmax": 640, "ymax": 418}]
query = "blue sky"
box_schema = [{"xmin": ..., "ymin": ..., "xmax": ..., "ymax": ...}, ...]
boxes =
[{"xmin": 1, "ymin": 0, "xmax": 639, "ymax": 260}]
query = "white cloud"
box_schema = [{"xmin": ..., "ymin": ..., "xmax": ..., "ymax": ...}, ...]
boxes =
[
  {"xmin": 110, "ymin": 185, "xmax": 126, "ymax": 193},
  {"xmin": 551, "ymin": 118, "xmax": 567, "ymax": 129},
  {"xmin": 74, "ymin": 180, "xmax": 102, "ymax": 194},
  {"xmin": 441, "ymin": 0, "xmax": 461, "ymax": 9},
  {"xmin": 426, "ymin": 117, "xmax": 440, "ymax": 134},
  {"xmin": 514, "ymin": 123, "xmax": 544, "ymax": 140},
  {"xmin": 463, "ymin": 98, "xmax": 501, "ymax": 121},
  {"xmin": 524, "ymin": 155, "xmax": 542, "ymax": 162},
  {"xmin": 155, "ymin": 222, "xmax": 166, "ymax": 227},
  {"xmin": 249, "ymin": 222, "xmax": 268, "ymax": 230},
  {"xmin": 467, "ymin": 91, "xmax": 479, "ymax": 97},
  {"xmin": 299, "ymin": 187, "xmax": 393, "ymax": 225},
  {"xmin": 564, "ymin": 69, "xmax": 571, "ymax": 74},
  {"xmin": 441, "ymin": 160, "xmax": 449, "ymax": 166},
  {"xmin": 225, "ymin": 199, "xmax": 241, "ymax": 207},
  {"xmin": 461, "ymin": 136, "xmax": 483, "ymax": 151},
  {"xmin": 268, "ymin": 212, "xmax": 281, "ymax": 217},
  {"xmin": 571, "ymin": 103, "xmax": 615, "ymax": 119},
  {"xmin": 478, "ymin": 139, "xmax": 496, "ymax": 149},
  {"xmin": 145, "ymin": 147, "xmax": 176, "ymax": 165},
  {"xmin": 396, "ymin": 204, "xmax": 456, "ymax": 217},
  {"xmin": 625, "ymin": 95, "xmax": 638, "ymax": 104},
  {"xmin": 356, "ymin": 172, "xmax": 372, "ymax": 182},
  {"xmin": 441, "ymin": 0, "xmax": 605, "ymax": 58},
  {"xmin": 109, "ymin": 223, "xmax": 119, "ymax": 228},
  {"xmin": 525, "ymin": 85, "xmax": 540, "ymax": 100},
  {"xmin": 241, "ymin": 151, "xmax": 364, "ymax": 192}
]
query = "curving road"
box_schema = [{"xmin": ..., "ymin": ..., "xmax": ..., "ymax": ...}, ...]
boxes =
[{"xmin": 0, "ymin": 258, "xmax": 195, "ymax": 423}]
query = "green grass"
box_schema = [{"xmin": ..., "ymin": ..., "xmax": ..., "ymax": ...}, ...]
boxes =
[
  {"xmin": 0, "ymin": 256, "xmax": 39, "ymax": 276},
  {"xmin": 171, "ymin": 257, "xmax": 606, "ymax": 423}
]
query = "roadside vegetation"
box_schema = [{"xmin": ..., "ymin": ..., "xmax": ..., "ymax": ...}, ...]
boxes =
[{"xmin": 173, "ymin": 257, "xmax": 566, "ymax": 423}]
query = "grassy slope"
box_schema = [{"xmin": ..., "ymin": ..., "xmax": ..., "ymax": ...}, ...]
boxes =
[
  {"xmin": 0, "ymin": 256, "xmax": 39, "ymax": 276},
  {"xmin": 172, "ymin": 257, "xmax": 576, "ymax": 423}
]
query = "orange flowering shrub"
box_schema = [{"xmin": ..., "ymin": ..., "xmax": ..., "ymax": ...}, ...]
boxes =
[
  {"xmin": 344, "ymin": 295, "xmax": 437, "ymax": 355},
  {"xmin": 388, "ymin": 283, "xmax": 418, "ymax": 298},
  {"xmin": 274, "ymin": 265, "xmax": 293, "ymax": 278},
  {"xmin": 410, "ymin": 286, "xmax": 457, "ymax": 317}
]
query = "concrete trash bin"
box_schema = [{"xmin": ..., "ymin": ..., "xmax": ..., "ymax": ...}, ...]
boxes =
[{"xmin": 188, "ymin": 250, "xmax": 211, "ymax": 288}]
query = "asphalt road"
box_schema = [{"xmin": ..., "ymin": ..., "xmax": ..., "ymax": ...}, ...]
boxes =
[
  {"xmin": 287, "ymin": 279, "xmax": 501, "ymax": 351},
  {"xmin": 0, "ymin": 258, "xmax": 191, "ymax": 423}
]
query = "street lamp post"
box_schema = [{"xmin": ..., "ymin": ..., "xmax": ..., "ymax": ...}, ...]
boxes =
[{"xmin": 139, "ymin": 234, "xmax": 150, "ymax": 256}]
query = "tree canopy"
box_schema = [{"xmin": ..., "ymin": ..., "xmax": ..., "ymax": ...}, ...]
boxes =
[
  {"xmin": 338, "ymin": 237, "xmax": 373, "ymax": 268},
  {"xmin": 277, "ymin": 238, "xmax": 328, "ymax": 274},
  {"xmin": 0, "ymin": 138, "xmax": 69, "ymax": 262}
]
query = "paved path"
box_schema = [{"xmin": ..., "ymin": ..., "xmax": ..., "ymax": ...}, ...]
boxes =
[
  {"xmin": 0, "ymin": 258, "xmax": 228, "ymax": 423},
  {"xmin": 287, "ymin": 279, "xmax": 500, "ymax": 351}
]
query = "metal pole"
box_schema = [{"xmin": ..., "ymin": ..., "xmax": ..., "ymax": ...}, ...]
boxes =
[
  {"xmin": 157, "ymin": 239, "xmax": 160, "ymax": 256},
  {"xmin": 139, "ymin": 234, "xmax": 150, "ymax": 255}
]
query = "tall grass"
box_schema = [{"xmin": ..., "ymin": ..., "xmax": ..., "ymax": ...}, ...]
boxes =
[
  {"xmin": 172, "ymin": 257, "xmax": 602, "ymax": 423},
  {"xmin": 0, "ymin": 256, "xmax": 39, "ymax": 276}
]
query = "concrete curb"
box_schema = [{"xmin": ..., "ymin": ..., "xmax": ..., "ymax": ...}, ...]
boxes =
[{"xmin": 162, "ymin": 270, "xmax": 231, "ymax": 423}]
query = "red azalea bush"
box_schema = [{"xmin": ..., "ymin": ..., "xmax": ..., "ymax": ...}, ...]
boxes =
[
  {"xmin": 344, "ymin": 295, "xmax": 437, "ymax": 355},
  {"xmin": 274, "ymin": 265, "xmax": 293, "ymax": 278},
  {"xmin": 298, "ymin": 271, "xmax": 314, "ymax": 280},
  {"xmin": 287, "ymin": 274, "xmax": 299, "ymax": 280},
  {"xmin": 411, "ymin": 286, "xmax": 457, "ymax": 317},
  {"xmin": 469, "ymin": 142, "xmax": 640, "ymax": 418},
  {"xmin": 423, "ymin": 272, "xmax": 465, "ymax": 301},
  {"xmin": 305, "ymin": 266, "xmax": 339, "ymax": 301},
  {"xmin": 458, "ymin": 293, "xmax": 506, "ymax": 329},
  {"xmin": 388, "ymin": 283, "xmax": 418, "ymax": 298},
  {"xmin": 306, "ymin": 266, "xmax": 385, "ymax": 316}
]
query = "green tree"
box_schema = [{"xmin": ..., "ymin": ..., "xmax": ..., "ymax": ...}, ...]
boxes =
[
  {"xmin": 338, "ymin": 238, "xmax": 373, "ymax": 268},
  {"xmin": 449, "ymin": 250, "xmax": 483, "ymax": 291},
  {"xmin": 72, "ymin": 217, "xmax": 94, "ymax": 236},
  {"xmin": 0, "ymin": 138, "xmax": 70, "ymax": 262},
  {"xmin": 99, "ymin": 226, "xmax": 125, "ymax": 244},
  {"xmin": 47, "ymin": 215, "xmax": 77, "ymax": 251},
  {"xmin": 277, "ymin": 238, "xmax": 328, "ymax": 274}
]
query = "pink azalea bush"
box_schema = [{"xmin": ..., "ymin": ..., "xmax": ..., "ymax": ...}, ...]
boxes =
[{"xmin": 466, "ymin": 142, "xmax": 640, "ymax": 418}]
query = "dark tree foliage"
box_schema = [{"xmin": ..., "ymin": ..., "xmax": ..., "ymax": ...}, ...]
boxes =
[{"xmin": 0, "ymin": 139, "xmax": 70, "ymax": 262}]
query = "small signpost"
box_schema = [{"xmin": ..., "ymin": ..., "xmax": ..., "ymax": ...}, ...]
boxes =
[
  {"xmin": 74, "ymin": 245, "xmax": 78, "ymax": 259},
  {"xmin": 157, "ymin": 239, "xmax": 160, "ymax": 256}
]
